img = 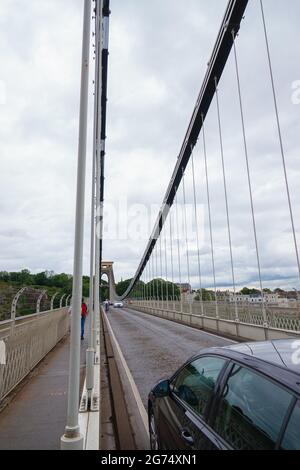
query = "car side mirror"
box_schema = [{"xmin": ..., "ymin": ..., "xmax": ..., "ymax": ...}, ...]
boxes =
[{"xmin": 153, "ymin": 380, "xmax": 170, "ymax": 398}]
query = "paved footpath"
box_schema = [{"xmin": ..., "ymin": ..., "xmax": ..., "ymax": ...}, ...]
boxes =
[{"xmin": 0, "ymin": 333, "xmax": 88, "ymax": 450}]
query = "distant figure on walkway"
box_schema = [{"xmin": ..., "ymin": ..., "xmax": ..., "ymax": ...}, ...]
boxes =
[
  {"xmin": 104, "ymin": 299, "xmax": 110, "ymax": 313},
  {"xmin": 81, "ymin": 299, "xmax": 88, "ymax": 340}
]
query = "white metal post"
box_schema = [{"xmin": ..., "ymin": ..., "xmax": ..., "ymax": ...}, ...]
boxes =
[
  {"xmin": 50, "ymin": 292, "xmax": 59, "ymax": 311},
  {"xmin": 11, "ymin": 287, "xmax": 27, "ymax": 322},
  {"xmin": 61, "ymin": 0, "xmax": 91, "ymax": 451},
  {"xmin": 86, "ymin": 0, "xmax": 102, "ymax": 397},
  {"xmin": 65, "ymin": 295, "xmax": 71, "ymax": 307},
  {"xmin": 36, "ymin": 290, "xmax": 47, "ymax": 314},
  {"xmin": 94, "ymin": 0, "xmax": 103, "ymax": 353},
  {"xmin": 60, "ymin": 293, "xmax": 67, "ymax": 309}
]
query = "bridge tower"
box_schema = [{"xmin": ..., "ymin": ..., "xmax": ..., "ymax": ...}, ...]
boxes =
[{"xmin": 101, "ymin": 261, "xmax": 117, "ymax": 301}]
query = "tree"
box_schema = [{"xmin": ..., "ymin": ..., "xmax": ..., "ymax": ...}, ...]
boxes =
[
  {"xmin": 116, "ymin": 279, "xmax": 133, "ymax": 297},
  {"xmin": 51, "ymin": 273, "xmax": 72, "ymax": 289},
  {"xmin": 240, "ymin": 287, "xmax": 260, "ymax": 296},
  {"xmin": 1, "ymin": 270, "xmax": 73, "ymax": 295},
  {"xmin": 195, "ymin": 289, "xmax": 215, "ymax": 302},
  {"xmin": 142, "ymin": 279, "xmax": 180, "ymax": 301},
  {"xmin": 82, "ymin": 276, "xmax": 90, "ymax": 298},
  {"xmin": 274, "ymin": 288, "xmax": 285, "ymax": 295},
  {"xmin": 21, "ymin": 269, "xmax": 33, "ymax": 285},
  {"xmin": 33, "ymin": 272, "xmax": 48, "ymax": 286},
  {"xmin": 0, "ymin": 271, "xmax": 10, "ymax": 282},
  {"xmin": 263, "ymin": 288, "xmax": 272, "ymax": 294}
]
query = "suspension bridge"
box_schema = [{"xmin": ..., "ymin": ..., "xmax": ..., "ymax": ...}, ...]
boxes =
[{"xmin": 0, "ymin": 0, "xmax": 299, "ymax": 451}]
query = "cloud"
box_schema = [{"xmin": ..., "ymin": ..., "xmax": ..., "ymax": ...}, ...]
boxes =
[{"xmin": 0, "ymin": 0, "xmax": 299, "ymax": 293}]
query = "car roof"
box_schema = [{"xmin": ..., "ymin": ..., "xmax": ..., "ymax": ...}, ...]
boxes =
[
  {"xmin": 225, "ymin": 339, "xmax": 300, "ymax": 374},
  {"xmin": 191, "ymin": 338, "xmax": 300, "ymax": 394}
]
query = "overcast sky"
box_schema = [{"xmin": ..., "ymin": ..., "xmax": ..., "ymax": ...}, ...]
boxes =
[{"xmin": 0, "ymin": 0, "xmax": 299, "ymax": 291}]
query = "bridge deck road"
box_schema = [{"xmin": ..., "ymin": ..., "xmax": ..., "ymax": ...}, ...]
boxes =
[{"xmin": 106, "ymin": 307, "xmax": 234, "ymax": 407}]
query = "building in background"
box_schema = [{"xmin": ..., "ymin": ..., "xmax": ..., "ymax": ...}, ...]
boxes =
[{"xmin": 176, "ymin": 283, "xmax": 191, "ymax": 293}]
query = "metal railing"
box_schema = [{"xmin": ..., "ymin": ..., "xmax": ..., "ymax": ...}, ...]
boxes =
[
  {"xmin": 0, "ymin": 287, "xmax": 72, "ymax": 323},
  {"xmin": 132, "ymin": 300, "xmax": 300, "ymax": 336},
  {"xmin": 0, "ymin": 307, "xmax": 70, "ymax": 403}
]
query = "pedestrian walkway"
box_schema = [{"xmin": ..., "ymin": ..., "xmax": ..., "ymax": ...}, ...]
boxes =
[{"xmin": 0, "ymin": 333, "xmax": 88, "ymax": 450}]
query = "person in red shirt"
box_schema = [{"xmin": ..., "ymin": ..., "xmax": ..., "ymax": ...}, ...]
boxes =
[{"xmin": 81, "ymin": 299, "xmax": 88, "ymax": 341}]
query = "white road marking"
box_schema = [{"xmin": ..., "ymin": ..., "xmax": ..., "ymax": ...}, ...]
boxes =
[{"xmin": 103, "ymin": 311, "xmax": 149, "ymax": 438}]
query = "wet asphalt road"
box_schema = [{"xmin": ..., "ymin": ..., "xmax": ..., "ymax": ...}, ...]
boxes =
[{"xmin": 107, "ymin": 307, "xmax": 233, "ymax": 407}]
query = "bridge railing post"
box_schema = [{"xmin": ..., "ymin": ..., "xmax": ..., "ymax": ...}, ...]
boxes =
[
  {"xmin": 50, "ymin": 292, "xmax": 59, "ymax": 311},
  {"xmin": 60, "ymin": 294, "xmax": 67, "ymax": 309},
  {"xmin": 11, "ymin": 287, "xmax": 27, "ymax": 323},
  {"xmin": 36, "ymin": 290, "xmax": 47, "ymax": 314}
]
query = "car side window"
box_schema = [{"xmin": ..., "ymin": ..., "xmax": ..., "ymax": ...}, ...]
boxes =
[
  {"xmin": 213, "ymin": 364, "xmax": 293, "ymax": 450},
  {"xmin": 172, "ymin": 356, "xmax": 226, "ymax": 418},
  {"xmin": 280, "ymin": 401, "xmax": 300, "ymax": 450}
]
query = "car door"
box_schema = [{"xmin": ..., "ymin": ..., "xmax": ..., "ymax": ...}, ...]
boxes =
[
  {"xmin": 157, "ymin": 355, "xmax": 228, "ymax": 450},
  {"xmin": 210, "ymin": 362, "xmax": 295, "ymax": 450},
  {"xmin": 280, "ymin": 400, "xmax": 300, "ymax": 450}
]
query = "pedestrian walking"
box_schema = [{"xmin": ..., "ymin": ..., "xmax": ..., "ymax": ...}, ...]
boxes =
[{"xmin": 81, "ymin": 298, "xmax": 88, "ymax": 340}]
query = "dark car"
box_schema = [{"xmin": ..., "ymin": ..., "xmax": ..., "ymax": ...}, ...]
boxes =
[{"xmin": 148, "ymin": 339, "xmax": 300, "ymax": 451}]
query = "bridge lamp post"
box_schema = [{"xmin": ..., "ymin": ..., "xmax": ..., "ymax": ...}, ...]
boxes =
[{"xmin": 61, "ymin": 0, "xmax": 91, "ymax": 451}]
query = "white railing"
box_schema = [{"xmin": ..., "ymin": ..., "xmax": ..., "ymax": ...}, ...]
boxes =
[
  {"xmin": 131, "ymin": 300, "xmax": 300, "ymax": 342},
  {"xmin": 0, "ymin": 287, "xmax": 72, "ymax": 323},
  {"xmin": 0, "ymin": 307, "xmax": 70, "ymax": 403}
]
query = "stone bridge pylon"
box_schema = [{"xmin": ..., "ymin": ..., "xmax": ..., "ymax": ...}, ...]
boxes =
[{"xmin": 101, "ymin": 261, "xmax": 118, "ymax": 302}]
